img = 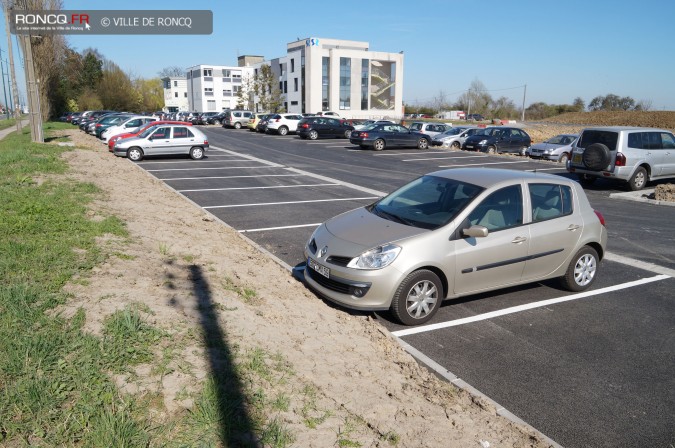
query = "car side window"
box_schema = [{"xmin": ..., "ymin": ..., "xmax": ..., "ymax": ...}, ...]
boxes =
[
  {"xmin": 661, "ymin": 133, "xmax": 675, "ymax": 149},
  {"xmin": 173, "ymin": 127, "xmax": 189, "ymax": 139},
  {"xmin": 468, "ymin": 185, "xmax": 523, "ymax": 231},
  {"xmin": 530, "ymin": 184, "xmax": 573, "ymax": 222},
  {"xmin": 152, "ymin": 127, "xmax": 170, "ymax": 139}
]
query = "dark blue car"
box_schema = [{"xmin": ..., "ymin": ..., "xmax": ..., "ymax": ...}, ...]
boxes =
[{"xmin": 349, "ymin": 123, "xmax": 431, "ymax": 151}]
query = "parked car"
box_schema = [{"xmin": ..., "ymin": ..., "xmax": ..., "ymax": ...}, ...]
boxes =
[
  {"xmin": 462, "ymin": 127, "xmax": 532, "ymax": 155},
  {"xmin": 315, "ymin": 111, "xmax": 340, "ymax": 117},
  {"xmin": 408, "ymin": 122, "xmax": 451, "ymax": 138},
  {"xmin": 107, "ymin": 120, "xmax": 192, "ymax": 151},
  {"xmin": 350, "ymin": 123, "xmax": 432, "ymax": 151},
  {"xmin": 527, "ymin": 134, "xmax": 578, "ymax": 163},
  {"xmin": 94, "ymin": 114, "xmax": 133, "ymax": 138},
  {"xmin": 304, "ymin": 167, "xmax": 607, "ymax": 325},
  {"xmin": 222, "ymin": 110, "xmax": 254, "ymax": 129},
  {"xmin": 195, "ymin": 112, "xmax": 219, "ymax": 125},
  {"xmin": 567, "ymin": 126, "xmax": 675, "ymax": 190},
  {"xmin": 353, "ymin": 119, "xmax": 394, "ymax": 131},
  {"xmin": 297, "ymin": 116, "xmax": 354, "ymax": 139},
  {"xmin": 207, "ymin": 112, "xmax": 227, "ymax": 125},
  {"xmin": 113, "ymin": 124, "xmax": 209, "ymax": 161},
  {"xmin": 265, "ymin": 113, "xmax": 304, "ymax": 135},
  {"xmin": 431, "ymin": 126, "xmax": 482, "ymax": 149},
  {"xmin": 248, "ymin": 113, "xmax": 272, "ymax": 132},
  {"xmin": 101, "ymin": 116, "xmax": 157, "ymax": 142},
  {"xmin": 466, "ymin": 114, "xmax": 485, "ymax": 121}
]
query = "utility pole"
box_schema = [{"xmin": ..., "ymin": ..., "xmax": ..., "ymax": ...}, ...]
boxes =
[
  {"xmin": 17, "ymin": 32, "xmax": 42, "ymax": 142},
  {"xmin": 3, "ymin": 0, "xmax": 22, "ymax": 132},
  {"xmin": 521, "ymin": 84, "xmax": 527, "ymax": 122},
  {"xmin": 0, "ymin": 55, "xmax": 9, "ymax": 119}
]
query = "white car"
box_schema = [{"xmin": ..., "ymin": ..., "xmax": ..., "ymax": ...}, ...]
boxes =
[
  {"xmin": 265, "ymin": 113, "xmax": 304, "ymax": 136},
  {"xmin": 102, "ymin": 116, "xmax": 157, "ymax": 143},
  {"xmin": 408, "ymin": 122, "xmax": 452, "ymax": 138}
]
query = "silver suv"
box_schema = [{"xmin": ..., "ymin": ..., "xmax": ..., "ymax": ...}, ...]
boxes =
[
  {"xmin": 222, "ymin": 110, "xmax": 253, "ymax": 129},
  {"xmin": 568, "ymin": 126, "xmax": 675, "ymax": 190}
]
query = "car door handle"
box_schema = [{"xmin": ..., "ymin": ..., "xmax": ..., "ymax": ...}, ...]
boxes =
[
  {"xmin": 511, "ymin": 236, "xmax": 527, "ymax": 244},
  {"xmin": 568, "ymin": 224, "xmax": 581, "ymax": 231}
]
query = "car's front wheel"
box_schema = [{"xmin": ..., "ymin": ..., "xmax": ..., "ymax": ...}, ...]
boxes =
[
  {"xmin": 391, "ymin": 269, "xmax": 443, "ymax": 326},
  {"xmin": 417, "ymin": 138, "xmax": 429, "ymax": 150},
  {"xmin": 127, "ymin": 147, "xmax": 144, "ymax": 162},
  {"xmin": 234, "ymin": 122, "xmax": 242, "ymax": 129},
  {"xmin": 451, "ymin": 141, "xmax": 460, "ymax": 149},
  {"xmin": 520, "ymin": 146, "xmax": 528, "ymax": 156},
  {"xmin": 343, "ymin": 129, "xmax": 352, "ymax": 139},
  {"xmin": 190, "ymin": 146, "xmax": 204, "ymax": 160},
  {"xmin": 487, "ymin": 145, "xmax": 497, "ymax": 154},
  {"xmin": 558, "ymin": 152, "xmax": 570, "ymax": 164},
  {"xmin": 373, "ymin": 139, "xmax": 386, "ymax": 151},
  {"xmin": 628, "ymin": 166, "xmax": 647, "ymax": 191},
  {"xmin": 559, "ymin": 246, "xmax": 599, "ymax": 292}
]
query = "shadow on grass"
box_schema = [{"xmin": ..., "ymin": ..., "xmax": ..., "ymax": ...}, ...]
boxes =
[{"xmin": 182, "ymin": 264, "xmax": 257, "ymax": 446}]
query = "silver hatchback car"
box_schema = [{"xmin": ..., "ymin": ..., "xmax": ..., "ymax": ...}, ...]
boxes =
[
  {"xmin": 113, "ymin": 124, "xmax": 209, "ymax": 161},
  {"xmin": 304, "ymin": 168, "xmax": 607, "ymax": 325}
]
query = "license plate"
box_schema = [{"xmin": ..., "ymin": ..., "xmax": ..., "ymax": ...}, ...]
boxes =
[
  {"xmin": 573, "ymin": 153, "xmax": 582, "ymax": 164},
  {"xmin": 308, "ymin": 258, "xmax": 330, "ymax": 279},
  {"xmin": 465, "ymin": 144, "xmax": 473, "ymax": 149}
]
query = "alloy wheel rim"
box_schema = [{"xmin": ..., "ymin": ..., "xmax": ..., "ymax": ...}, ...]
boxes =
[
  {"xmin": 406, "ymin": 280, "xmax": 438, "ymax": 319},
  {"xmin": 574, "ymin": 254, "xmax": 596, "ymax": 286}
]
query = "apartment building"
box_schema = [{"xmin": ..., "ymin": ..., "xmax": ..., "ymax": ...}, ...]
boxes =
[
  {"xmin": 185, "ymin": 64, "xmax": 255, "ymax": 112},
  {"xmin": 162, "ymin": 77, "xmax": 189, "ymax": 112}
]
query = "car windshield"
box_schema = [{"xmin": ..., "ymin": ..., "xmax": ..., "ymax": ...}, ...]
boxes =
[
  {"xmin": 138, "ymin": 125, "xmax": 160, "ymax": 138},
  {"xmin": 546, "ymin": 135, "xmax": 574, "ymax": 145},
  {"xmin": 360, "ymin": 124, "xmax": 380, "ymax": 131},
  {"xmin": 368, "ymin": 175, "xmax": 484, "ymax": 230},
  {"xmin": 442, "ymin": 127, "xmax": 464, "ymax": 136}
]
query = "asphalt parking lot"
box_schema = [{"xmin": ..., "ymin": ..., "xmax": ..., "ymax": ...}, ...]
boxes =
[{"xmin": 129, "ymin": 125, "xmax": 674, "ymax": 448}]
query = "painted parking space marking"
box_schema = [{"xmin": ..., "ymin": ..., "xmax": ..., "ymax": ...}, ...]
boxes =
[
  {"xmin": 239, "ymin": 223, "xmax": 322, "ymax": 233},
  {"xmin": 374, "ymin": 151, "xmax": 449, "ymax": 156},
  {"xmin": 203, "ymin": 197, "xmax": 378, "ymax": 210},
  {"xmin": 438, "ymin": 161, "xmax": 530, "ymax": 168},
  {"xmin": 526, "ymin": 167, "xmax": 564, "ymax": 172},
  {"xmin": 163, "ymin": 174, "xmax": 303, "ymax": 181},
  {"xmin": 137, "ymin": 159, "xmax": 254, "ymax": 165},
  {"xmin": 146, "ymin": 165, "xmax": 278, "ymax": 172},
  {"xmin": 177, "ymin": 183, "xmax": 339, "ymax": 193},
  {"xmin": 391, "ymin": 274, "xmax": 670, "ymax": 338},
  {"xmin": 402, "ymin": 155, "xmax": 489, "ymax": 162}
]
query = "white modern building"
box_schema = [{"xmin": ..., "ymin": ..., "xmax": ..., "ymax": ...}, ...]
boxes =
[
  {"xmin": 184, "ymin": 38, "xmax": 404, "ymax": 119},
  {"xmin": 161, "ymin": 77, "xmax": 189, "ymax": 112}
]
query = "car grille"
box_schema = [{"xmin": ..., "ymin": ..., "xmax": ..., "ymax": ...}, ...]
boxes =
[
  {"xmin": 326, "ymin": 255, "xmax": 351, "ymax": 267},
  {"xmin": 306, "ymin": 268, "xmax": 352, "ymax": 294}
]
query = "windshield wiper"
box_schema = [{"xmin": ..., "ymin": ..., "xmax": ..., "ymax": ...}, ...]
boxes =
[{"xmin": 373, "ymin": 207, "xmax": 414, "ymax": 226}]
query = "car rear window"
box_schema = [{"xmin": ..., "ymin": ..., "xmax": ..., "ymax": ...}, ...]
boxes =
[{"xmin": 578, "ymin": 130, "xmax": 618, "ymax": 151}]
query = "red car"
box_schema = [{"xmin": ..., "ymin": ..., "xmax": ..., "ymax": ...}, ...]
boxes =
[{"xmin": 107, "ymin": 120, "xmax": 192, "ymax": 151}]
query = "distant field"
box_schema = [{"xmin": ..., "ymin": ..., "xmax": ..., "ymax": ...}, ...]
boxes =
[{"xmin": 541, "ymin": 111, "xmax": 675, "ymax": 131}]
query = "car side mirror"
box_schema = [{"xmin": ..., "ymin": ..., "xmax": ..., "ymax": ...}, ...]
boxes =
[{"xmin": 463, "ymin": 225, "xmax": 488, "ymax": 238}]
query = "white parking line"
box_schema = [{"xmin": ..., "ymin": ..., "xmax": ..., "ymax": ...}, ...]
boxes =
[
  {"xmin": 147, "ymin": 166, "xmax": 277, "ymax": 172},
  {"xmin": 137, "ymin": 159, "xmax": 254, "ymax": 164},
  {"xmin": 402, "ymin": 155, "xmax": 488, "ymax": 162},
  {"xmin": 239, "ymin": 223, "xmax": 321, "ymax": 233},
  {"xmin": 438, "ymin": 161, "xmax": 529, "ymax": 168},
  {"xmin": 391, "ymin": 274, "xmax": 671, "ymax": 338},
  {"xmin": 374, "ymin": 151, "xmax": 447, "ymax": 156},
  {"xmin": 163, "ymin": 174, "xmax": 302, "ymax": 181},
  {"xmin": 525, "ymin": 167, "xmax": 564, "ymax": 172},
  {"xmin": 177, "ymin": 183, "xmax": 339, "ymax": 193},
  {"xmin": 203, "ymin": 197, "xmax": 378, "ymax": 209}
]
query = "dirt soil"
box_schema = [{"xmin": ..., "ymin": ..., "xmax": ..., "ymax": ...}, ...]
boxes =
[
  {"xmin": 540, "ymin": 110, "xmax": 675, "ymax": 133},
  {"xmin": 56, "ymin": 129, "xmax": 552, "ymax": 447}
]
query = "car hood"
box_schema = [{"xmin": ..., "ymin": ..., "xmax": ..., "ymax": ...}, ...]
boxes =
[
  {"xmin": 530, "ymin": 142, "xmax": 563, "ymax": 150},
  {"xmin": 323, "ymin": 207, "xmax": 428, "ymax": 254},
  {"xmin": 115, "ymin": 136, "xmax": 145, "ymax": 148}
]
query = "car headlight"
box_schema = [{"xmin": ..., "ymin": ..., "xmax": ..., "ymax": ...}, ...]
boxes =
[
  {"xmin": 479, "ymin": 139, "xmax": 488, "ymax": 145},
  {"xmin": 347, "ymin": 244, "xmax": 401, "ymax": 270}
]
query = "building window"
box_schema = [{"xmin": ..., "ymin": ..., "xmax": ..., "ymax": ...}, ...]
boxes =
[
  {"xmin": 291, "ymin": 101, "xmax": 298, "ymax": 106},
  {"xmin": 233, "ymin": 85, "xmax": 241, "ymax": 93},
  {"xmin": 223, "ymin": 89, "xmax": 232, "ymax": 97},
  {"xmin": 204, "ymin": 87, "xmax": 214, "ymax": 96},
  {"xmin": 223, "ymin": 69, "xmax": 231, "ymax": 77},
  {"xmin": 232, "ymin": 72, "xmax": 242, "ymax": 80},
  {"xmin": 284, "ymin": 80, "xmax": 288, "ymax": 94},
  {"xmin": 361, "ymin": 59, "xmax": 369, "ymax": 110},
  {"xmin": 173, "ymin": 80, "xmax": 178, "ymax": 87},
  {"xmin": 207, "ymin": 100, "xmax": 216, "ymax": 111},
  {"xmin": 370, "ymin": 60, "xmax": 395, "ymax": 110},
  {"xmin": 174, "ymin": 92, "xmax": 178, "ymax": 98},
  {"xmin": 203, "ymin": 69, "xmax": 212, "ymax": 77},
  {"xmin": 279, "ymin": 81, "xmax": 283, "ymax": 92},
  {"xmin": 339, "ymin": 57, "xmax": 351, "ymax": 110},
  {"xmin": 281, "ymin": 63, "xmax": 286, "ymax": 77},
  {"xmin": 322, "ymin": 57, "xmax": 330, "ymax": 111},
  {"xmin": 294, "ymin": 78, "xmax": 298, "ymax": 92},
  {"xmin": 291, "ymin": 59, "xmax": 295, "ymax": 72},
  {"xmin": 184, "ymin": 92, "xmax": 187, "ymax": 97}
]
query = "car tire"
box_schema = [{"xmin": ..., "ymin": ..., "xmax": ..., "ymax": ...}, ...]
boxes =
[
  {"xmin": 417, "ymin": 138, "xmax": 429, "ymax": 150},
  {"xmin": 373, "ymin": 139, "xmax": 386, "ymax": 151},
  {"xmin": 278, "ymin": 126, "xmax": 288, "ymax": 136},
  {"xmin": 582, "ymin": 143, "xmax": 611, "ymax": 171},
  {"xmin": 391, "ymin": 269, "xmax": 443, "ymax": 326},
  {"xmin": 558, "ymin": 152, "xmax": 570, "ymax": 164},
  {"xmin": 190, "ymin": 146, "xmax": 204, "ymax": 160},
  {"xmin": 487, "ymin": 145, "xmax": 497, "ymax": 154},
  {"xmin": 451, "ymin": 141, "xmax": 460, "ymax": 150},
  {"xmin": 559, "ymin": 246, "xmax": 599, "ymax": 292},
  {"xmin": 344, "ymin": 129, "xmax": 352, "ymax": 139},
  {"xmin": 520, "ymin": 146, "xmax": 528, "ymax": 156},
  {"xmin": 628, "ymin": 166, "xmax": 648, "ymax": 191},
  {"xmin": 214, "ymin": 119, "xmax": 221, "ymax": 125},
  {"xmin": 578, "ymin": 173, "xmax": 597, "ymax": 187},
  {"xmin": 127, "ymin": 147, "xmax": 144, "ymax": 162},
  {"xmin": 234, "ymin": 122, "xmax": 242, "ymax": 129},
  {"xmin": 308, "ymin": 130, "xmax": 318, "ymax": 140}
]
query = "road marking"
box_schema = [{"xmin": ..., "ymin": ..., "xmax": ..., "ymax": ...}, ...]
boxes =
[
  {"xmin": 203, "ymin": 197, "xmax": 378, "ymax": 209},
  {"xmin": 162, "ymin": 174, "xmax": 302, "ymax": 181},
  {"xmin": 284, "ymin": 167, "xmax": 387, "ymax": 196},
  {"xmin": 239, "ymin": 223, "xmax": 321, "ymax": 233},
  {"xmin": 178, "ymin": 183, "xmax": 339, "ymax": 193},
  {"xmin": 137, "ymin": 159, "xmax": 254, "ymax": 164},
  {"xmin": 525, "ymin": 167, "xmax": 564, "ymax": 172},
  {"xmin": 146, "ymin": 166, "xmax": 277, "ymax": 172},
  {"xmin": 604, "ymin": 252, "xmax": 675, "ymax": 277},
  {"xmin": 391, "ymin": 274, "xmax": 671, "ymax": 337},
  {"xmin": 438, "ymin": 161, "xmax": 529, "ymax": 168},
  {"xmin": 402, "ymin": 155, "xmax": 488, "ymax": 162},
  {"xmin": 374, "ymin": 151, "xmax": 448, "ymax": 156}
]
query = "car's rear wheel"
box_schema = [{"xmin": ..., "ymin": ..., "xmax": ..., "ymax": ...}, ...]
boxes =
[
  {"xmin": 278, "ymin": 126, "xmax": 288, "ymax": 136},
  {"xmin": 344, "ymin": 129, "xmax": 352, "ymax": 138},
  {"xmin": 559, "ymin": 246, "xmax": 599, "ymax": 292},
  {"xmin": 308, "ymin": 130, "xmax": 318, "ymax": 140},
  {"xmin": 558, "ymin": 152, "xmax": 570, "ymax": 164},
  {"xmin": 487, "ymin": 145, "xmax": 497, "ymax": 154},
  {"xmin": 520, "ymin": 146, "xmax": 528, "ymax": 156},
  {"xmin": 451, "ymin": 141, "xmax": 460, "ymax": 149},
  {"xmin": 190, "ymin": 146, "xmax": 204, "ymax": 160},
  {"xmin": 417, "ymin": 138, "xmax": 429, "ymax": 150},
  {"xmin": 214, "ymin": 119, "xmax": 221, "ymax": 125},
  {"xmin": 127, "ymin": 147, "xmax": 143, "ymax": 162},
  {"xmin": 234, "ymin": 122, "xmax": 242, "ymax": 129},
  {"xmin": 628, "ymin": 166, "xmax": 647, "ymax": 191},
  {"xmin": 373, "ymin": 139, "xmax": 386, "ymax": 151},
  {"xmin": 391, "ymin": 269, "xmax": 443, "ymax": 326}
]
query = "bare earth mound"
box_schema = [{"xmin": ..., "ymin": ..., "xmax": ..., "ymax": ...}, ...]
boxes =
[
  {"xmin": 57, "ymin": 130, "xmax": 552, "ymax": 447},
  {"xmin": 541, "ymin": 110, "xmax": 675, "ymax": 132}
]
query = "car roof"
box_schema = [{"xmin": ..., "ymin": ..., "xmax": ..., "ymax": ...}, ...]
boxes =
[
  {"xmin": 428, "ymin": 167, "xmax": 569, "ymax": 188},
  {"xmin": 580, "ymin": 126, "xmax": 671, "ymax": 133}
]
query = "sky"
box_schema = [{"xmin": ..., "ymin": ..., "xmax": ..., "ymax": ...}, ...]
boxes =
[{"xmin": 2, "ymin": 0, "xmax": 675, "ymax": 110}]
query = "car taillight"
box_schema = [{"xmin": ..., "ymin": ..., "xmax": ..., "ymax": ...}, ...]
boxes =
[
  {"xmin": 359, "ymin": 132, "xmax": 368, "ymax": 138},
  {"xmin": 301, "ymin": 123, "xmax": 309, "ymax": 128},
  {"xmin": 204, "ymin": 140, "xmax": 209, "ymax": 145},
  {"xmin": 96, "ymin": 123, "xmax": 102, "ymax": 127},
  {"xmin": 615, "ymin": 152, "xmax": 626, "ymax": 166},
  {"xmin": 594, "ymin": 210, "xmax": 606, "ymax": 227},
  {"xmin": 275, "ymin": 118, "xmax": 281, "ymax": 122}
]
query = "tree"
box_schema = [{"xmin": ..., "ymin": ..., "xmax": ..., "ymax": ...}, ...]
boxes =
[
  {"xmin": 572, "ymin": 97, "xmax": 585, "ymax": 112},
  {"xmin": 158, "ymin": 66, "xmax": 186, "ymax": 78},
  {"xmin": 134, "ymin": 78, "xmax": 164, "ymax": 112},
  {"xmin": 588, "ymin": 93, "xmax": 637, "ymax": 111},
  {"xmin": 98, "ymin": 60, "xmax": 137, "ymax": 111},
  {"xmin": 81, "ymin": 51, "xmax": 103, "ymax": 89},
  {"xmin": 251, "ymin": 64, "xmax": 284, "ymax": 113}
]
